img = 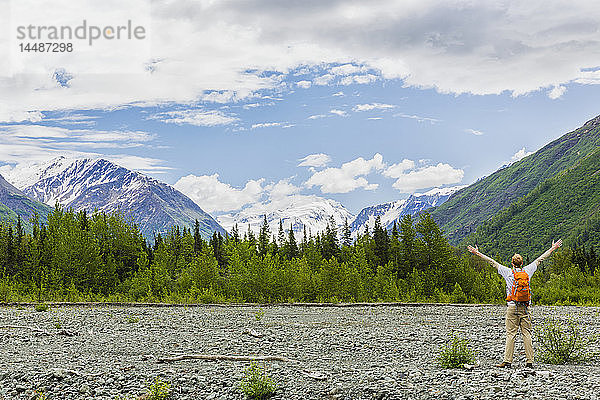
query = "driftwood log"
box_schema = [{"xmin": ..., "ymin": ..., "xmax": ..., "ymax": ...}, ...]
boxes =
[
  {"xmin": 157, "ymin": 354, "xmax": 296, "ymax": 363},
  {"xmin": 0, "ymin": 325, "xmax": 51, "ymax": 335}
]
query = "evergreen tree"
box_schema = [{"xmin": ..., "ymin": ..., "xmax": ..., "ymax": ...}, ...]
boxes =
[
  {"xmin": 372, "ymin": 216, "xmax": 390, "ymax": 267},
  {"xmin": 342, "ymin": 218, "xmax": 352, "ymax": 247},
  {"xmin": 284, "ymin": 227, "xmax": 298, "ymax": 260},
  {"xmin": 278, "ymin": 219, "xmax": 285, "ymax": 246},
  {"xmin": 321, "ymin": 216, "xmax": 339, "ymax": 260},
  {"xmin": 194, "ymin": 219, "xmax": 202, "ymax": 254},
  {"xmin": 398, "ymin": 214, "xmax": 416, "ymax": 277},
  {"xmin": 258, "ymin": 215, "xmax": 270, "ymax": 257}
]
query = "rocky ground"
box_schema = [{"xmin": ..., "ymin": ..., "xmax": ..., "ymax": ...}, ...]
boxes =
[{"xmin": 1, "ymin": 304, "xmax": 599, "ymax": 400}]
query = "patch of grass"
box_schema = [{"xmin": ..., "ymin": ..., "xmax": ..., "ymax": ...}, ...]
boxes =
[
  {"xmin": 437, "ymin": 335, "xmax": 476, "ymax": 369},
  {"xmin": 145, "ymin": 377, "xmax": 171, "ymax": 400},
  {"xmin": 537, "ymin": 318, "xmax": 595, "ymax": 364},
  {"xmin": 35, "ymin": 303, "xmax": 49, "ymax": 312},
  {"xmin": 254, "ymin": 309, "xmax": 265, "ymax": 322},
  {"xmin": 127, "ymin": 316, "xmax": 140, "ymax": 324},
  {"xmin": 34, "ymin": 390, "xmax": 48, "ymax": 400},
  {"xmin": 238, "ymin": 362, "xmax": 277, "ymax": 399}
]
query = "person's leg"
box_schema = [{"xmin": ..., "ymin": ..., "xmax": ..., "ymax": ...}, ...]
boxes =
[
  {"xmin": 520, "ymin": 306, "xmax": 534, "ymax": 364},
  {"xmin": 503, "ymin": 305, "xmax": 518, "ymax": 363}
]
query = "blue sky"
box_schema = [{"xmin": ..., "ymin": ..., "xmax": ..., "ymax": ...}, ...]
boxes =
[{"xmin": 1, "ymin": 0, "xmax": 600, "ymax": 216}]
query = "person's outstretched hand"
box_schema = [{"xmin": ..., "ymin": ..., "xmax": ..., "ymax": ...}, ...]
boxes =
[
  {"xmin": 467, "ymin": 245, "xmax": 479, "ymax": 255},
  {"xmin": 552, "ymin": 239, "xmax": 562, "ymax": 250}
]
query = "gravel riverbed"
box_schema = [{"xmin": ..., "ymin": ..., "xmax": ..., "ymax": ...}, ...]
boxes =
[{"xmin": 1, "ymin": 304, "xmax": 599, "ymax": 400}]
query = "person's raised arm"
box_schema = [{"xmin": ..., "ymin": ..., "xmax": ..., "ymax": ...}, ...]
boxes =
[
  {"xmin": 534, "ymin": 239, "xmax": 562, "ymax": 266},
  {"xmin": 467, "ymin": 245, "xmax": 502, "ymax": 270}
]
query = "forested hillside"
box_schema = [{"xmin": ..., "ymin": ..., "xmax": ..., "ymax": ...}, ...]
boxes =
[
  {"xmin": 431, "ymin": 115, "xmax": 600, "ymax": 244},
  {"xmin": 466, "ymin": 146, "xmax": 600, "ymax": 260},
  {"xmin": 1, "ymin": 207, "xmax": 598, "ymax": 305}
]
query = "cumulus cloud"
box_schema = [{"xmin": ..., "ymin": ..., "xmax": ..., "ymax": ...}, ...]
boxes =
[
  {"xmin": 384, "ymin": 159, "xmax": 416, "ymax": 178},
  {"xmin": 389, "ymin": 163, "xmax": 464, "ymax": 193},
  {"xmin": 265, "ymin": 178, "xmax": 302, "ymax": 199},
  {"xmin": 465, "ymin": 128, "xmax": 484, "ymax": 136},
  {"xmin": 308, "ymin": 114, "xmax": 327, "ymax": 120},
  {"xmin": 174, "ymin": 174, "xmax": 265, "ymax": 213},
  {"xmin": 548, "ymin": 85, "xmax": 567, "ymax": 99},
  {"xmin": 353, "ymin": 103, "xmax": 396, "ymax": 112},
  {"xmin": 340, "ymin": 74, "xmax": 378, "ymax": 85},
  {"xmin": 510, "ymin": 147, "xmax": 534, "ymax": 163},
  {"xmin": 305, "ymin": 153, "xmax": 384, "ymax": 193},
  {"xmin": 296, "ymin": 80, "xmax": 312, "ymax": 89},
  {"xmin": 298, "ymin": 153, "xmax": 332, "ymax": 168},
  {"xmin": 152, "ymin": 109, "xmax": 238, "ymax": 127}
]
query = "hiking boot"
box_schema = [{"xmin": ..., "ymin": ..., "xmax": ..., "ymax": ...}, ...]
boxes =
[
  {"xmin": 525, "ymin": 363, "xmax": 533, "ymax": 368},
  {"xmin": 496, "ymin": 362, "xmax": 511, "ymax": 368}
]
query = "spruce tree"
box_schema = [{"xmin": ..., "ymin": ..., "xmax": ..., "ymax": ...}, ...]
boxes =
[
  {"xmin": 194, "ymin": 219, "xmax": 202, "ymax": 253},
  {"xmin": 286, "ymin": 227, "xmax": 298, "ymax": 259},
  {"xmin": 342, "ymin": 218, "xmax": 352, "ymax": 247},
  {"xmin": 258, "ymin": 215, "xmax": 270, "ymax": 256},
  {"xmin": 373, "ymin": 216, "xmax": 390, "ymax": 267}
]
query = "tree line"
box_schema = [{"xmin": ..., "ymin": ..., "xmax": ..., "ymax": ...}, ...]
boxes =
[{"xmin": 0, "ymin": 206, "xmax": 598, "ymax": 305}]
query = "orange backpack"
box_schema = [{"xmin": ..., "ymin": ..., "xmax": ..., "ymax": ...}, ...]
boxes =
[{"xmin": 507, "ymin": 269, "xmax": 530, "ymax": 302}]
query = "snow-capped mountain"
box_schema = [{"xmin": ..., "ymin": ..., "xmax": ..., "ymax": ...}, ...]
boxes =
[
  {"xmin": 350, "ymin": 186, "xmax": 465, "ymax": 235},
  {"xmin": 217, "ymin": 195, "xmax": 354, "ymax": 239},
  {"xmin": 3, "ymin": 157, "xmax": 226, "ymax": 240}
]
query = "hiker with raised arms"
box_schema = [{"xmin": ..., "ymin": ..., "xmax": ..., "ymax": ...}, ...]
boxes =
[{"xmin": 467, "ymin": 239, "xmax": 562, "ymax": 368}]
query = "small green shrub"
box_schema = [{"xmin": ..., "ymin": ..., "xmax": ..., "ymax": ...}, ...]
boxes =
[
  {"xmin": 35, "ymin": 303, "xmax": 49, "ymax": 312},
  {"xmin": 254, "ymin": 309, "xmax": 265, "ymax": 322},
  {"xmin": 145, "ymin": 377, "xmax": 170, "ymax": 400},
  {"xmin": 127, "ymin": 316, "xmax": 140, "ymax": 324},
  {"xmin": 238, "ymin": 362, "xmax": 277, "ymax": 399},
  {"xmin": 537, "ymin": 318, "xmax": 594, "ymax": 364},
  {"xmin": 34, "ymin": 390, "xmax": 48, "ymax": 400},
  {"xmin": 437, "ymin": 335, "xmax": 476, "ymax": 369}
]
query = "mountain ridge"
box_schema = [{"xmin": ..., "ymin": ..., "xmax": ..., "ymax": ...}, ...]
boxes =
[
  {"xmin": 5, "ymin": 157, "xmax": 226, "ymax": 240},
  {"xmin": 430, "ymin": 114, "xmax": 600, "ymax": 244}
]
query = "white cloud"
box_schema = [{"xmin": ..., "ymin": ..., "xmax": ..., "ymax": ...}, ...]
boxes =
[
  {"xmin": 297, "ymin": 80, "xmax": 312, "ymax": 89},
  {"xmin": 2, "ymin": 1, "xmax": 600, "ymax": 121},
  {"xmin": 353, "ymin": 103, "xmax": 396, "ymax": 112},
  {"xmin": 308, "ymin": 114, "xmax": 327, "ymax": 120},
  {"xmin": 251, "ymin": 122, "xmax": 294, "ymax": 129},
  {"xmin": 330, "ymin": 64, "xmax": 367, "ymax": 75},
  {"xmin": 0, "ymin": 124, "xmax": 171, "ymax": 175},
  {"xmin": 390, "ymin": 163, "xmax": 464, "ymax": 193},
  {"xmin": 465, "ymin": 128, "xmax": 484, "ymax": 136},
  {"xmin": 305, "ymin": 153, "xmax": 384, "ymax": 193},
  {"xmin": 174, "ymin": 174, "xmax": 265, "ymax": 213},
  {"xmin": 548, "ymin": 85, "xmax": 567, "ymax": 99},
  {"xmin": 384, "ymin": 159, "xmax": 416, "ymax": 178},
  {"xmin": 265, "ymin": 178, "xmax": 302, "ymax": 199},
  {"xmin": 395, "ymin": 113, "xmax": 440, "ymax": 123},
  {"xmin": 510, "ymin": 147, "xmax": 534, "ymax": 163},
  {"xmin": 298, "ymin": 153, "xmax": 332, "ymax": 168},
  {"xmin": 340, "ymin": 74, "xmax": 378, "ymax": 85},
  {"xmin": 152, "ymin": 109, "xmax": 238, "ymax": 127},
  {"xmin": 332, "ymin": 91, "xmax": 345, "ymax": 97},
  {"xmin": 314, "ymin": 74, "xmax": 335, "ymax": 86},
  {"xmin": 330, "ymin": 109, "xmax": 347, "ymax": 117}
]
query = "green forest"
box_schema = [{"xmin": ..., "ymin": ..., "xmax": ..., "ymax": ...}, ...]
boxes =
[{"xmin": 1, "ymin": 206, "xmax": 599, "ymax": 305}]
